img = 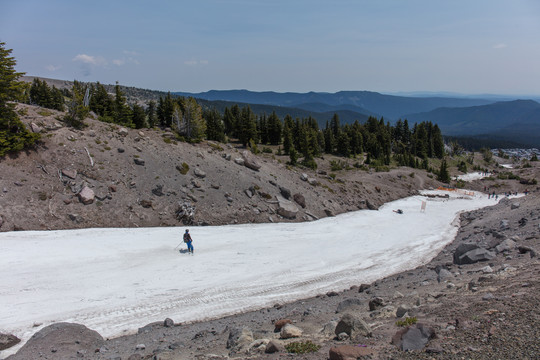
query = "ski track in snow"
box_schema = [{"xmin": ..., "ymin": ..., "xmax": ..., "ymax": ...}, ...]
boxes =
[{"xmin": 0, "ymin": 189, "xmax": 520, "ymax": 357}]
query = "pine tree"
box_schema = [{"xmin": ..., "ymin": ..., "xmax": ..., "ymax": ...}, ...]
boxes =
[
  {"xmin": 0, "ymin": 42, "xmax": 40, "ymax": 156},
  {"xmin": 64, "ymin": 81, "xmax": 89, "ymax": 129},
  {"xmin": 238, "ymin": 105, "xmax": 258, "ymax": 147},
  {"xmin": 267, "ymin": 111, "xmax": 282, "ymax": 145},
  {"xmin": 437, "ymin": 158, "xmax": 450, "ymax": 183},
  {"xmin": 131, "ymin": 103, "xmax": 146, "ymax": 129},
  {"xmin": 112, "ymin": 82, "xmax": 132, "ymax": 126},
  {"xmin": 178, "ymin": 97, "xmax": 206, "ymax": 142},
  {"xmin": 204, "ymin": 107, "xmax": 225, "ymax": 142},
  {"xmin": 146, "ymin": 100, "xmax": 157, "ymax": 128}
]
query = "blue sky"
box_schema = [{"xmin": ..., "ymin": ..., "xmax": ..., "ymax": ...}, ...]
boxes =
[{"xmin": 1, "ymin": 0, "xmax": 539, "ymax": 95}]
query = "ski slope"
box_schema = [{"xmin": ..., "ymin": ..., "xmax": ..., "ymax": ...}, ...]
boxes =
[{"xmin": 0, "ymin": 189, "xmax": 512, "ymax": 357}]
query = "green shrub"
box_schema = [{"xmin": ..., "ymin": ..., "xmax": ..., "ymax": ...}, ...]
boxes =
[
  {"xmin": 176, "ymin": 162, "xmax": 189, "ymax": 175},
  {"xmin": 262, "ymin": 146, "xmax": 273, "ymax": 154},
  {"xmin": 396, "ymin": 317, "xmax": 417, "ymax": 327},
  {"xmin": 285, "ymin": 340, "xmax": 321, "ymax": 354}
]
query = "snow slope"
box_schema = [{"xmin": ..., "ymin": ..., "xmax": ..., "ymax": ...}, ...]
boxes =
[
  {"xmin": 0, "ymin": 190, "xmax": 511, "ymax": 357},
  {"xmin": 453, "ymin": 171, "xmax": 491, "ymax": 181}
]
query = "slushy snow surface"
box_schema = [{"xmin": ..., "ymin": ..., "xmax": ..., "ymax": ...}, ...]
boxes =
[{"xmin": 0, "ymin": 190, "xmax": 506, "ymax": 356}]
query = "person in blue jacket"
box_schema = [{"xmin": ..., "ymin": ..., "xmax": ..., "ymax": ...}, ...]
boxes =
[{"xmin": 183, "ymin": 229, "xmax": 194, "ymax": 254}]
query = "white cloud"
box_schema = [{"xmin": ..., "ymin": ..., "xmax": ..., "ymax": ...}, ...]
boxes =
[
  {"xmin": 45, "ymin": 65, "xmax": 61, "ymax": 71},
  {"xmin": 493, "ymin": 43, "xmax": 507, "ymax": 49},
  {"xmin": 72, "ymin": 54, "xmax": 107, "ymax": 66},
  {"xmin": 112, "ymin": 59, "xmax": 125, "ymax": 66}
]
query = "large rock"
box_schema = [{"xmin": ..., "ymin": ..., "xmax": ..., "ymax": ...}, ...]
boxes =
[
  {"xmin": 293, "ymin": 193, "xmax": 306, "ymax": 208},
  {"xmin": 454, "ymin": 243, "xmax": 495, "ymax": 265},
  {"xmin": 335, "ymin": 313, "xmax": 372, "ymax": 338},
  {"xmin": 392, "ymin": 323, "xmax": 436, "ymax": 351},
  {"xmin": 78, "ymin": 186, "xmax": 95, "ymax": 205},
  {"xmin": 61, "ymin": 169, "xmax": 77, "ymax": 179},
  {"xmin": 495, "ymin": 239, "xmax": 516, "ymax": 253},
  {"xmin": 241, "ymin": 150, "xmax": 261, "ymax": 171},
  {"xmin": 8, "ymin": 323, "xmax": 104, "ymax": 360},
  {"xmin": 226, "ymin": 327, "xmax": 253, "ymax": 353},
  {"xmin": 280, "ymin": 324, "xmax": 303, "ymax": 339},
  {"xmin": 276, "ymin": 195, "xmax": 299, "ymax": 219},
  {"xmin": 0, "ymin": 333, "xmax": 20, "ymax": 351},
  {"xmin": 368, "ymin": 297, "xmax": 385, "ymax": 311},
  {"xmin": 329, "ymin": 345, "xmax": 374, "ymax": 360},
  {"xmin": 336, "ymin": 298, "xmax": 364, "ymax": 313},
  {"xmin": 265, "ymin": 339, "xmax": 285, "ymax": 354},
  {"xmin": 458, "ymin": 248, "xmax": 495, "ymax": 265},
  {"xmin": 193, "ymin": 167, "xmax": 206, "ymax": 178},
  {"xmin": 279, "ymin": 186, "xmax": 291, "ymax": 200}
]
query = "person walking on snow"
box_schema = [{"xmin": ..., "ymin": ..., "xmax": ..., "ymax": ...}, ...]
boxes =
[{"xmin": 183, "ymin": 229, "xmax": 194, "ymax": 254}]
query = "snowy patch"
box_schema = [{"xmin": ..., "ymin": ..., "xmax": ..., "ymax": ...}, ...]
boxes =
[
  {"xmin": 453, "ymin": 172, "xmax": 491, "ymax": 181},
  {"xmin": 0, "ymin": 190, "xmax": 516, "ymax": 356},
  {"xmin": 500, "ymin": 164, "xmax": 513, "ymax": 169}
]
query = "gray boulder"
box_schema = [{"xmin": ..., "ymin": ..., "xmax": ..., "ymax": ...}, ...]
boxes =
[
  {"xmin": 193, "ymin": 167, "xmax": 206, "ymax": 178},
  {"xmin": 495, "ymin": 239, "xmax": 516, "ymax": 253},
  {"xmin": 61, "ymin": 169, "xmax": 77, "ymax": 179},
  {"xmin": 241, "ymin": 150, "xmax": 261, "ymax": 171},
  {"xmin": 437, "ymin": 268, "xmax": 453, "ymax": 283},
  {"xmin": 279, "ymin": 186, "xmax": 291, "ymax": 200},
  {"xmin": 226, "ymin": 327, "xmax": 253, "ymax": 353},
  {"xmin": 133, "ymin": 158, "xmax": 145, "ymax": 166},
  {"xmin": 276, "ymin": 195, "xmax": 299, "ymax": 219},
  {"xmin": 458, "ymin": 248, "xmax": 496, "ymax": 265},
  {"xmin": 392, "ymin": 323, "xmax": 436, "ymax": 351},
  {"xmin": 336, "ymin": 298, "xmax": 364, "ymax": 313},
  {"xmin": 293, "ymin": 193, "xmax": 306, "ymax": 208},
  {"xmin": 368, "ymin": 297, "xmax": 385, "ymax": 311},
  {"xmin": 454, "ymin": 243, "xmax": 495, "ymax": 265},
  {"xmin": 335, "ymin": 313, "xmax": 372, "ymax": 338},
  {"xmin": 280, "ymin": 324, "xmax": 303, "ymax": 339},
  {"xmin": 8, "ymin": 323, "xmax": 104, "ymax": 360}
]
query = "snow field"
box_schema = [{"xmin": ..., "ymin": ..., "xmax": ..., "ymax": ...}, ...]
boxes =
[{"xmin": 0, "ymin": 190, "xmax": 514, "ymax": 357}]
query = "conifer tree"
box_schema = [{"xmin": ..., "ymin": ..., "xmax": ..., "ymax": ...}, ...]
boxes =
[
  {"xmin": 131, "ymin": 103, "xmax": 146, "ymax": 129},
  {"xmin": 0, "ymin": 42, "xmax": 40, "ymax": 156},
  {"xmin": 146, "ymin": 100, "xmax": 157, "ymax": 128},
  {"xmin": 204, "ymin": 107, "xmax": 225, "ymax": 142}
]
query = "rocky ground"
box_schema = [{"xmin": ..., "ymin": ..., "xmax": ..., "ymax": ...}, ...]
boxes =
[
  {"xmin": 0, "ymin": 104, "xmax": 440, "ymax": 232},
  {"xmin": 1, "ymin": 104, "xmax": 539, "ymax": 359}
]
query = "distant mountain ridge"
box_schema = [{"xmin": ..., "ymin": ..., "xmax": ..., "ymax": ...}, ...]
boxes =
[
  {"xmin": 406, "ymin": 100, "xmax": 540, "ymax": 147},
  {"xmin": 174, "ymin": 89, "xmax": 495, "ymax": 120}
]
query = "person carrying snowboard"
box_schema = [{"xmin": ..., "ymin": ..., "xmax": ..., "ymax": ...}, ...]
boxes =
[{"xmin": 183, "ymin": 229, "xmax": 194, "ymax": 254}]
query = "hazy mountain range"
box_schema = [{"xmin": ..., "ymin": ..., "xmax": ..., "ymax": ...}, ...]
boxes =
[{"xmin": 176, "ymin": 90, "xmax": 540, "ymax": 147}]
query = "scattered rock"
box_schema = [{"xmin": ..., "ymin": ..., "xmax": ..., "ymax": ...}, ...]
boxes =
[
  {"xmin": 30, "ymin": 122, "xmax": 43, "ymax": 133},
  {"xmin": 226, "ymin": 327, "xmax": 253, "ymax": 353},
  {"xmin": 0, "ymin": 333, "xmax": 20, "ymax": 351},
  {"xmin": 134, "ymin": 158, "xmax": 145, "ymax": 166},
  {"xmin": 336, "ymin": 298, "xmax": 364, "ymax": 313},
  {"xmin": 366, "ymin": 200, "xmax": 378, "ymax": 210},
  {"xmin": 437, "ymin": 268, "xmax": 453, "ymax": 283},
  {"xmin": 152, "ymin": 184, "xmax": 164, "ymax": 197},
  {"xmin": 279, "ymin": 186, "xmax": 291, "ymax": 200},
  {"xmin": 369, "ymin": 297, "xmax": 385, "ymax": 311},
  {"xmin": 194, "ymin": 167, "xmax": 206, "ymax": 178},
  {"xmin": 274, "ymin": 319, "xmax": 292, "ymax": 331},
  {"xmin": 280, "ymin": 323, "xmax": 303, "ymax": 339},
  {"xmin": 518, "ymin": 245, "xmax": 537, "ymax": 258},
  {"xmin": 496, "ymin": 239, "xmax": 516, "ymax": 253},
  {"xmin": 78, "ymin": 185, "xmax": 95, "ymax": 205},
  {"xmin": 392, "ymin": 323, "xmax": 436, "ymax": 351},
  {"xmin": 293, "ymin": 193, "xmax": 306, "ymax": 208},
  {"xmin": 119, "ymin": 127, "xmax": 129, "ymax": 136},
  {"xmin": 135, "ymin": 343, "xmax": 146, "ymax": 350},
  {"xmin": 241, "ymin": 150, "xmax": 261, "ymax": 171},
  {"xmin": 396, "ymin": 304, "xmax": 411, "ymax": 318},
  {"xmin": 61, "ymin": 169, "xmax": 77, "ymax": 179},
  {"xmin": 276, "ymin": 195, "xmax": 299, "ymax": 219},
  {"xmin": 164, "ymin": 318, "xmax": 174, "ymax": 327},
  {"xmin": 500, "ymin": 219, "xmax": 510, "ymax": 230},
  {"xmin": 140, "ymin": 199, "xmax": 153, "ymax": 208},
  {"xmin": 358, "ymin": 284, "xmax": 371, "ymax": 293},
  {"xmin": 265, "ymin": 340, "xmax": 285, "ymax": 354},
  {"xmin": 300, "ymin": 173, "xmax": 308, "ymax": 181},
  {"xmin": 454, "ymin": 243, "xmax": 495, "ymax": 264},
  {"xmin": 335, "ymin": 313, "xmax": 372, "ymax": 338}
]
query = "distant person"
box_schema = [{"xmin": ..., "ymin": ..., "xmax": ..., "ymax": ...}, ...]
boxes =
[{"xmin": 183, "ymin": 229, "xmax": 194, "ymax": 254}]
